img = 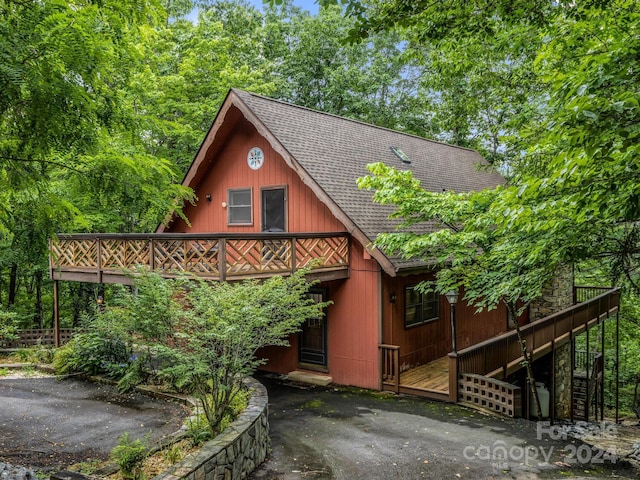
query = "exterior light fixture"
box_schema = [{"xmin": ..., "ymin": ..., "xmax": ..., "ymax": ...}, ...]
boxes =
[
  {"xmin": 445, "ymin": 290, "xmax": 459, "ymax": 305},
  {"xmin": 446, "ymin": 290, "xmax": 459, "ymax": 353},
  {"xmin": 205, "ymin": 194, "xmax": 212, "ymax": 202}
]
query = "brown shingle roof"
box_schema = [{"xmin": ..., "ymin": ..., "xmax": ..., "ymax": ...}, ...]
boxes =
[
  {"xmin": 171, "ymin": 89, "xmax": 504, "ymax": 275},
  {"xmin": 231, "ymin": 89, "xmax": 505, "ymax": 274}
]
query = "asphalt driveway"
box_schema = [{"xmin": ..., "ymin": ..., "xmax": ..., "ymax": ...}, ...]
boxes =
[
  {"xmin": 0, "ymin": 372, "xmax": 637, "ymax": 480},
  {"xmin": 249, "ymin": 373, "xmax": 637, "ymax": 480},
  {"xmin": 0, "ymin": 376, "xmax": 187, "ymax": 471}
]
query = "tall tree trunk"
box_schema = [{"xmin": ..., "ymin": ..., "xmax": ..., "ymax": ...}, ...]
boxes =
[
  {"xmin": 508, "ymin": 301, "xmax": 543, "ymax": 419},
  {"xmin": 8, "ymin": 263, "xmax": 18, "ymax": 307}
]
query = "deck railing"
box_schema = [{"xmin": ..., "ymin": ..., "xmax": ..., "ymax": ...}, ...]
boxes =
[
  {"xmin": 574, "ymin": 286, "xmax": 613, "ymax": 304},
  {"xmin": 49, "ymin": 233, "xmax": 349, "ymax": 284},
  {"xmin": 0, "ymin": 328, "xmax": 77, "ymax": 348},
  {"xmin": 379, "ymin": 344, "xmax": 400, "ymax": 393},
  {"xmin": 455, "ymin": 288, "xmax": 620, "ymax": 379}
]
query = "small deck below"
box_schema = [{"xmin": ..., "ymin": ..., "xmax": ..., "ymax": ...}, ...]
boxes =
[
  {"xmin": 400, "ymin": 356, "xmax": 449, "ymax": 392},
  {"xmin": 392, "ymin": 356, "xmax": 450, "ymax": 401}
]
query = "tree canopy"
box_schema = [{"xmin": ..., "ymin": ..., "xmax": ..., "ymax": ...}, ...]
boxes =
[
  {"xmin": 352, "ymin": 0, "xmax": 640, "ymax": 309},
  {"xmin": 0, "ymin": 0, "xmax": 438, "ymax": 327}
]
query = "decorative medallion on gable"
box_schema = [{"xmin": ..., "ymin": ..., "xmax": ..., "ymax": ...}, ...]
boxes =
[{"xmin": 247, "ymin": 147, "xmax": 264, "ymax": 170}]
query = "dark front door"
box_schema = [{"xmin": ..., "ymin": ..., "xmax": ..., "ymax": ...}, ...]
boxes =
[
  {"xmin": 262, "ymin": 188, "xmax": 286, "ymax": 232},
  {"xmin": 299, "ymin": 289, "xmax": 328, "ymax": 367}
]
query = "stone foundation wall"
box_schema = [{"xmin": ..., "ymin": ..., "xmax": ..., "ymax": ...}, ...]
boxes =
[
  {"xmin": 153, "ymin": 377, "xmax": 269, "ymax": 480},
  {"xmin": 553, "ymin": 342, "xmax": 572, "ymax": 419},
  {"xmin": 529, "ymin": 266, "xmax": 574, "ymax": 419},
  {"xmin": 529, "ymin": 266, "xmax": 574, "ymax": 322}
]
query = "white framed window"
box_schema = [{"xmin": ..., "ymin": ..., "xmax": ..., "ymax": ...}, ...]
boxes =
[{"xmin": 228, "ymin": 188, "xmax": 252, "ymax": 225}]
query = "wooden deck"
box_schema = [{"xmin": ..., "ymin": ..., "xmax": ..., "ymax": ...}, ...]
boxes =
[
  {"xmin": 400, "ymin": 356, "xmax": 449, "ymax": 392},
  {"xmin": 394, "ymin": 356, "xmax": 450, "ymax": 401},
  {"xmin": 379, "ymin": 287, "xmax": 620, "ymax": 409}
]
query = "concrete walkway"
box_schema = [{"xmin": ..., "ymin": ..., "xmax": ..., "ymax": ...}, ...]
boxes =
[{"xmin": 249, "ymin": 373, "xmax": 637, "ymax": 480}]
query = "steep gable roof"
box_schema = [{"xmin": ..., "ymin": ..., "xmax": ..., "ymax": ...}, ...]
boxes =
[{"xmin": 168, "ymin": 89, "xmax": 505, "ymax": 276}]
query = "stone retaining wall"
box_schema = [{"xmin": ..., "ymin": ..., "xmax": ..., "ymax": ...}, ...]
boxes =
[
  {"xmin": 0, "ymin": 462, "xmax": 36, "ymax": 480},
  {"xmin": 153, "ymin": 376, "xmax": 269, "ymax": 480}
]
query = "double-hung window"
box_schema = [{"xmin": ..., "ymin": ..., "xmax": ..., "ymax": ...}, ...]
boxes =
[
  {"xmin": 228, "ymin": 188, "xmax": 252, "ymax": 225},
  {"xmin": 405, "ymin": 286, "xmax": 439, "ymax": 328}
]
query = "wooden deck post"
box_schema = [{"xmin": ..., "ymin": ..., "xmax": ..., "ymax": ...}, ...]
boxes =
[
  {"xmin": 448, "ymin": 352, "xmax": 458, "ymax": 402},
  {"xmin": 219, "ymin": 238, "xmax": 227, "ymax": 281},
  {"xmin": 53, "ymin": 280, "xmax": 60, "ymax": 347},
  {"xmin": 291, "ymin": 237, "xmax": 297, "ymax": 273}
]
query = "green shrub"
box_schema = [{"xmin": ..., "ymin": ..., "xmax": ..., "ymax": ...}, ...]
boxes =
[
  {"xmin": 52, "ymin": 331, "xmax": 131, "ymax": 378},
  {"xmin": 217, "ymin": 387, "xmax": 251, "ymax": 434},
  {"xmin": 110, "ymin": 432, "xmax": 147, "ymax": 480},
  {"xmin": 0, "ymin": 309, "xmax": 18, "ymax": 346},
  {"xmin": 185, "ymin": 414, "xmax": 212, "ymax": 446},
  {"xmin": 162, "ymin": 443, "xmax": 184, "ymax": 464},
  {"xmin": 15, "ymin": 345, "xmax": 54, "ymax": 364}
]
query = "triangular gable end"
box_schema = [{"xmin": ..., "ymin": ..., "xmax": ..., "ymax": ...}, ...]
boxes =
[{"xmin": 158, "ymin": 89, "xmax": 398, "ymax": 277}]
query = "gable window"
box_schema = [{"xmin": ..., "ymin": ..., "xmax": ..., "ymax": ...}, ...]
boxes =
[
  {"xmin": 405, "ymin": 286, "xmax": 439, "ymax": 328},
  {"xmin": 228, "ymin": 188, "xmax": 252, "ymax": 225}
]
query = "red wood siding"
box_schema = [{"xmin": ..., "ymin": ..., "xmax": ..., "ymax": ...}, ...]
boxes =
[
  {"xmin": 324, "ymin": 240, "xmax": 380, "ymax": 389},
  {"xmin": 381, "ymin": 274, "xmax": 522, "ymax": 371},
  {"xmin": 259, "ymin": 241, "xmax": 380, "ymax": 390},
  {"xmin": 169, "ymin": 113, "xmax": 380, "ymax": 389},
  {"xmin": 168, "ymin": 115, "xmax": 343, "ymax": 234}
]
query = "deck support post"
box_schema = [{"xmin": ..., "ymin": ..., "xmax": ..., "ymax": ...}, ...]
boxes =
[
  {"xmin": 570, "ymin": 310, "xmax": 575, "ymax": 423},
  {"xmin": 551, "ymin": 338, "xmax": 556, "ymax": 424},
  {"xmin": 448, "ymin": 352, "xmax": 458, "ymax": 403},
  {"xmin": 586, "ymin": 319, "xmax": 590, "ymax": 421},
  {"xmin": 219, "ymin": 238, "xmax": 227, "ymax": 281},
  {"xmin": 615, "ymin": 310, "xmax": 619, "ymax": 423},
  {"xmin": 53, "ymin": 280, "xmax": 60, "ymax": 347},
  {"xmin": 601, "ymin": 315, "xmax": 605, "ymax": 421}
]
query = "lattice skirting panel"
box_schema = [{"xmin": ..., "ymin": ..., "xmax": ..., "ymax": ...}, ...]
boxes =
[{"xmin": 458, "ymin": 373, "xmax": 522, "ymax": 417}]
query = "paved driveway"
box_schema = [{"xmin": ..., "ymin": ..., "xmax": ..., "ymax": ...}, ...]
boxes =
[
  {"xmin": 0, "ymin": 376, "xmax": 187, "ymax": 471},
  {"xmin": 249, "ymin": 373, "xmax": 637, "ymax": 480}
]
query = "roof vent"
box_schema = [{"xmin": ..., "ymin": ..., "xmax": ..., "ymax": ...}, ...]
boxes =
[{"xmin": 390, "ymin": 146, "xmax": 411, "ymax": 164}]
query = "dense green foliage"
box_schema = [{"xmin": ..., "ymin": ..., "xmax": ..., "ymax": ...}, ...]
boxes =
[
  {"xmin": 0, "ymin": 0, "xmax": 429, "ymax": 330},
  {"xmin": 0, "ymin": 307, "xmax": 17, "ymax": 344},
  {"xmin": 358, "ymin": 0, "xmax": 640, "ymax": 307},
  {"xmin": 53, "ymin": 268, "xmax": 328, "ymax": 434}
]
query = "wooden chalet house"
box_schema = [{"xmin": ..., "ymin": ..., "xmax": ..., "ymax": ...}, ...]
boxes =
[{"xmin": 49, "ymin": 89, "xmax": 620, "ymax": 421}]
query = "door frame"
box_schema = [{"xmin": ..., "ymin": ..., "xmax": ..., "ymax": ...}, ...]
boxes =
[
  {"xmin": 261, "ymin": 185, "xmax": 287, "ymax": 232},
  {"xmin": 298, "ymin": 287, "xmax": 329, "ymax": 370}
]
